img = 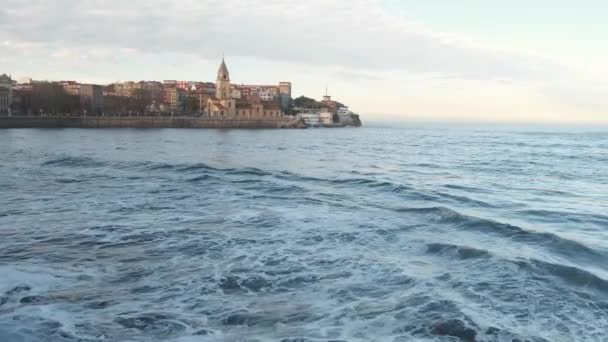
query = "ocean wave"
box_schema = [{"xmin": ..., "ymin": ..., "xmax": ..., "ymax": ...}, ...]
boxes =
[
  {"xmin": 185, "ymin": 175, "xmax": 213, "ymax": 183},
  {"xmin": 225, "ymin": 167, "xmax": 272, "ymax": 177},
  {"xmin": 175, "ymin": 163, "xmax": 219, "ymax": 173},
  {"xmin": 424, "ymin": 240, "xmax": 608, "ymax": 295},
  {"xmin": 516, "ymin": 258, "xmax": 608, "ymax": 294},
  {"xmin": 42, "ymin": 156, "xmax": 107, "ymax": 168},
  {"xmin": 397, "ymin": 206, "xmax": 608, "ymax": 263},
  {"xmin": 5, "ymin": 127, "xmax": 607, "ymax": 341},
  {"xmin": 518, "ymin": 209, "xmax": 608, "ymax": 227},
  {"xmin": 425, "ymin": 243, "xmax": 491, "ymax": 260}
]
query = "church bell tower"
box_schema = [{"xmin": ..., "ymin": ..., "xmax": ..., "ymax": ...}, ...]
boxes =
[{"xmin": 216, "ymin": 58, "xmax": 231, "ymax": 100}]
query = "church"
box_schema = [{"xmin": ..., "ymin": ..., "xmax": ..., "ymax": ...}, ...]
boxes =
[{"xmin": 205, "ymin": 59, "xmax": 283, "ymax": 120}]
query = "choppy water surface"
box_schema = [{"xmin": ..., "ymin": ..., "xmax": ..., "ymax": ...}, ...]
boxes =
[{"xmin": 1, "ymin": 125, "xmax": 608, "ymax": 342}]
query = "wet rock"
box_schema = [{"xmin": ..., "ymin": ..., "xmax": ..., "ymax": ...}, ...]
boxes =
[
  {"xmin": 222, "ymin": 313, "xmax": 251, "ymax": 326},
  {"xmin": 115, "ymin": 314, "xmax": 186, "ymax": 337},
  {"xmin": 219, "ymin": 276, "xmax": 244, "ymax": 293},
  {"xmin": 84, "ymin": 300, "xmax": 111, "ymax": 309},
  {"xmin": 194, "ymin": 329, "xmax": 210, "ymax": 335},
  {"xmin": 116, "ymin": 316, "xmax": 158, "ymax": 330},
  {"xmin": 241, "ymin": 276, "xmax": 272, "ymax": 292},
  {"xmin": 431, "ymin": 319, "xmax": 477, "ymax": 342},
  {"xmin": 485, "ymin": 326, "xmax": 501, "ymax": 335},
  {"xmin": 20, "ymin": 295, "xmax": 50, "ymax": 304},
  {"xmin": 6, "ymin": 285, "xmax": 31, "ymax": 295},
  {"xmin": 221, "ymin": 312, "xmax": 280, "ymax": 327}
]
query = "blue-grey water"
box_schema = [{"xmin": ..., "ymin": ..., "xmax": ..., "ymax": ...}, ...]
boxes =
[{"xmin": 1, "ymin": 126, "xmax": 607, "ymax": 342}]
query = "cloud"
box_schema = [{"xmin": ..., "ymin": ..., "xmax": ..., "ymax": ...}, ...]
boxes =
[
  {"xmin": 50, "ymin": 48, "xmax": 80, "ymax": 59},
  {"xmin": 0, "ymin": 0, "xmax": 567, "ymax": 82},
  {"xmin": 1, "ymin": 0, "xmax": 606, "ymax": 121},
  {"xmin": 541, "ymin": 85, "xmax": 608, "ymax": 114},
  {"xmin": 332, "ymin": 70, "xmax": 385, "ymax": 82}
]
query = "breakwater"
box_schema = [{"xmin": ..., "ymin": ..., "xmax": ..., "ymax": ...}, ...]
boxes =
[{"xmin": 0, "ymin": 116, "xmax": 303, "ymax": 129}]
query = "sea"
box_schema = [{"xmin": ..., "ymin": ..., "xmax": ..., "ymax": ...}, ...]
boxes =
[{"xmin": 0, "ymin": 125, "xmax": 607, "ymax": 342}]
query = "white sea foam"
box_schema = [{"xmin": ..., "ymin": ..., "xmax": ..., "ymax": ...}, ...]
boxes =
[{"xmin": 1, "ymin": 127, "xmax": 608, "ymax": 341}]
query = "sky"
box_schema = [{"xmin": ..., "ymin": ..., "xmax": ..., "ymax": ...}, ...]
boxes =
[{"xmin": 1, "ymin": 0, "xmax": 607, "ymax": 123}]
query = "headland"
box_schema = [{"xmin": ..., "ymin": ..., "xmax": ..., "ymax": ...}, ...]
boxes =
[{"xmin": 0, "ymin": 58, "xmax": 361, "ymax": 129}]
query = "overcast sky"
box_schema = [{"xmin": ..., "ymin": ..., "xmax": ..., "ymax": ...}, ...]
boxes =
[{"xmin": 1, "ymin": 0, "xmax": 607, "ymax": 123}]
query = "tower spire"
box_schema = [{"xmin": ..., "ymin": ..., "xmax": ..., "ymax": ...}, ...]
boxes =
[
  {"xmin": 216, "ymin": 57, "xmax": 230, "ymax": 100},
  {"xmin": 217, "ymin": 57, "xmax": 229, "ymax": 81}
]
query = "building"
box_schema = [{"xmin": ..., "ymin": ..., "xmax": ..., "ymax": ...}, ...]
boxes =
[
  {"xmin": 320, "ymin": 88, "xmax": 344, "ymax": 114},
  {"xmin": 191, "ymin": 82, "xmax": 215, "ymax": 94},
  {"xmin": 258, "ymin": 88, "xmax": 274, "ymax": 101},
  {"xmin": 113, "ymin": 81, "xmax": 141, "ymax": 97},
  {"xmin": 298, "ymin": 111, "xmax": 321, "ymax": 126},
  {"xmin": 58, "ymin": 81, "xmax": 81, "ymax": 96},
  {"xmin": 205, "ymin": 58, "xmax": 283, "ymax": 120},
  {"xmin": 278, "ymin": 82, "xmax": 292, "ymax": 110},
  {"xmin": 230, "ymin": 87, "xmax": 242, "ymax": 99},
  {"xmin": 164, "ymin": 87, "xmax": 187, "ymax": 112},
  {"xmin": 234, "ymin": 84, "xmax": 284, "ymax": 102},
  {"xmin": 206, "ymin": 58, "xmax": 236, "ymax": 117},
  {"xmin": 279, "ymin": 82, "xmax": 291, "ymax": 97},
  {"xmin": 320, "ymin": 111, "xmax": 334, "ymax": 125},
  {"xmin": 80, "ymin": 84, "xmax": 104, "ymax": 115},
  {"xmin": 0, "ymin": 74, "xmax": 13, "ymax": 116},
  {"xmin": 297, "ymin": 110, "xmax": 334, "ymax": 126}
]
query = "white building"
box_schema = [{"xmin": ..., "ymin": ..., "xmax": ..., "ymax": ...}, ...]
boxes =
[
  {"xmin": 298, "ymin": 110, "xmax": 321, "ymax": 126},
  {"xmin": 0, "ymin": 74, "xmax": 13, "ymax": 116},
  {"xmin": 231, "ymin": 88, "xmax": 242, "ymax": 99},
  {"xmin": 320, "ymin": 111, "xmax": 333, "ymax": 125},
  {"xmin": 258, "ymin": 88, "xmax": 275, "ymax": 101}
]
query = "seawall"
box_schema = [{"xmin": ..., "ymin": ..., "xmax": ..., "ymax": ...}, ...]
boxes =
[{"xmin": 0, "ymin": 116, "xmax": 299, "ymax": 129}]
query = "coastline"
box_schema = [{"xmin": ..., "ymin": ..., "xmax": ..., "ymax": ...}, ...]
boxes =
[
  {"xmin": 0, "ymin": 116, "xmax": 306, "ymax": 129},
  {"xmin": 0, "ymin": 115, "xmax": 361, "ymax": 129}
]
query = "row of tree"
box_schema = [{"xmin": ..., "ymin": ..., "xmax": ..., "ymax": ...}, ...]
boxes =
[
  {"xmin": 15, "ymin": 83, "xmax": 81, "ymax": 116},
  {"xmin": 13, "ymin": 84, "xmax": 302, "ymax": 116},
  {"xmin": 13, "ymin": 85, "xmax": 202, "ymax": 116},
  {"xmin": 293, "ymin": 96, "xmax": 324, "ymax": 109}
]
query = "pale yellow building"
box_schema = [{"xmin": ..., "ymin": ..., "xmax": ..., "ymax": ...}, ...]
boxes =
[
  {"xmin": 59, "ymin": 81, "xmax": 81, "ymax": 96},
  {"xmin": 205, "ymin": 59, "xmax": 283, "ymax": 120}
]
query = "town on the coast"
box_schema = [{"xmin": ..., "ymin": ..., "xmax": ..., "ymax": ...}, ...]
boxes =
[{"xmin": 0, "ymin": 59, "xmax": 361, "ymax": 128}]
